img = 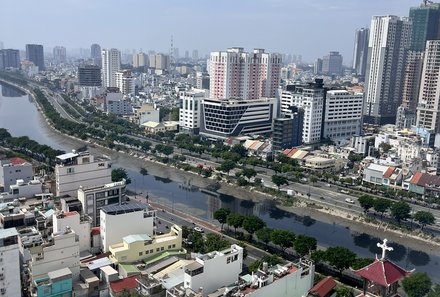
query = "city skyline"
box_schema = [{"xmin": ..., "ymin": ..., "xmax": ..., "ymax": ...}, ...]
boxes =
[{"xmin": 0, "ymin": 0, "xmax": 421, "ymax": 62}]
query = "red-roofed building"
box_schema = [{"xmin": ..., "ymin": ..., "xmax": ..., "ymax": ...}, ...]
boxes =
[
  {"xmin": 110, "ymin": 275, "xmax": 140, "ymax": 295},
  {"xmin": 352, "ymin": 239, "xmax": 413, "ymax": 297},
  {"xmin": 309, "ymin": 276, "xmax": 337, "ymax": 297},
  {"xmin": 0, "ymin": 157, "xmax": 33, "ymax": 192},
  {"xmin": 8, "ymin": 157, "xmax": 29, "ymax": 166},
  {"xmin": 407, "ymin": 171, "xmax": 440, "ymax": 196}
]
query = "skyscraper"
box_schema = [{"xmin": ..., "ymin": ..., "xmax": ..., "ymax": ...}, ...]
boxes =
[
  {"xmin": 209, "ymin": 47, "xmax": 281, "ymax": 100},
  {"xmin": 416, "ymin": 40, "xmax": 440, "ymax": 132},
  {"xmin": 78, "ymin": 65, "xmax": 102, "ymax": 87},
  {"xmin": 25, "ymin": 44, "xmax": 45, "ymax": 71},
  {"xmin": 101, "ymin": 48, "xmax": 121, "ymax": 88},
  {"xmin": 91, "ymin": 43, "xmax": 101, "ymax": 64},
  {"xmin": 322, "ymin": 51, "xmax": 343, "ymax": 76},
  {"xmin": 192, "ymin": 50, "xmax": 199, "ymax": 61},
  {"xmin": 363, "ymin": 15, "xmax": 411, "ymax": 125},
  {"xmin": 133, "ymin": 52, "xmax": 148, "ymax": 68},
  {"xmin": 0, "ymin": 49, "xmax": 20, "ymax": 70},
  {"xmin": 398, "ymin": 2, "xmax": 440, "ymax": 129},
  {"xmin": 53, "ymin": 46, "xmax": 66, "ymax": 64},
  {"xmin": 352, "ymin": 28, "xmax": 369, "ymax": 77}
]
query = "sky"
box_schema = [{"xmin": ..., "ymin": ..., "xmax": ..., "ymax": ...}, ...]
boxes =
[{"xmin": 0, "ymin": 0, "xmax": 422, "ymax": 63}]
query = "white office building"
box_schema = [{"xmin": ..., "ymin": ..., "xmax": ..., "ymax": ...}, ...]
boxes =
[
  {"xmin": 101, "ymin": 48, "xmax": 121, "ymax": 88},
  {"xmin": 183, "ymin": 244, "xmax": 243, "ymax": 296},
  {"xmin": 280, "ymin": 79, "xmax": 325, "ymax": 144},
  {"xmin": 115, "ymin": 70, "xmax": 135, "ymax": 95},
  {"xmin": 55, "ymin": 151, "xmax": 112, "ymax": 198},
  {"xmin": 323, "ymin": 90, "xmax": 364, "ymax": 144},
  {"xmin": 0, "ymin": 228, "xmax": 21, "ymax": 297},
  {"xmin": 100, "ymin": 202, "xmax": 155, "ymax": 252},
  {"xmin": 77, "ymin": 180, "xmax": 126, "ymax": 226},
  {"xmin": 53, "ymin": 211, "xmax": 91, "ymax": 253},
  {"xmin": 417, "ymin": 40, "xmax": 440, "ymax": 133},
  {"xmin": 179, "ymin": 89, "xmax": 206, "ymax": 134},
  {"xmin": 200, "ymin": 97, "xmax": 277, "ymax": 139},
  {"xmin": 363, "ymin": 15, "xmax": 411, "ymax": 125}
]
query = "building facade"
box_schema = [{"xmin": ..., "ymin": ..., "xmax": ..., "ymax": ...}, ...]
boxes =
[
  {"xmin": 78, "ymin": 64, "xmax": 102, "ymax": 87},
  {"xmin": 133, "ymin": 52, "xmax": 148, "ymax": 68},
  {"xmin": 105, "ymin": 91, "xmax": 133, "ymax": 115},
  {"xmin": 90, "ymin": 43, "xmax": 101, "ymax": 64},
  {"xmin": 363, "ymin": 15, "xmax": 411, "ymax": 125},
  {"xmin": 25, "ymin": 44, "xmax": 45, "ymax": 71},
  {"xmin": 209, "ymin": 47, "xmax": 281, "ymax": 100},
  {"xmin": 53, "ymin": 211, "xmax": 91, "ymax": 253},
  {"xmin": 101, "ymin": 48, "xmax": 121, "ymax": 88},
  {"xmin": 100, "ymin": 202, "xmax": 155, "ymax": 252},
  {"xmin": 322, "ymin": 51, "xmax": 343, "ymax": 76},
  {"xmin": 323, "ymin": 90, "xmax": 363, "ymax": 144},
  {"xmin": 53, "ymin": 46, "xmax": 66, "ymax": 64},
  {"xmin": 0, "ymin": 228, "xmax": 21, "ymax": 297},
  {"xmin": 280, "ymin": 79, "xmax": 325, "ymax": 144},
  {"xmin": 273, "ymin": 107, "xmax": 304, "ymax": 151},
  {"xmin": 115, "ymin": 70, "xmax": 135, "ymax": 95},
  {"xmin": 0, "ymin": 49, "xmax": 20, "ymax": 70},
  {"xmin": 200, "ymin": 97, "xmax": 276, "ymax": 139},
  {"xmin": 352, "ymin": 28, "xmax": 369, "ymax": 77},
  {"xmin": 55, "ymin": 151, "xmax": 112, "ymax": 198},
  {"xmin": 0, "ymin": 157, "xmax": 33, "ymax": 192},
  {"xmin": 179, "ymin": 89, "xmax": 206, "ymax": 134}
]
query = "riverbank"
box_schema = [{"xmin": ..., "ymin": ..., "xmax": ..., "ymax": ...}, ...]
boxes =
[{"xmin": 3, "ymin": 79, "xmax": 440, "ymax": 257}]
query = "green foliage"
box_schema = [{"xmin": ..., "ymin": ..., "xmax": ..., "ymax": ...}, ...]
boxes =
[
  {"xmin": 242, "ymin": 216, "xmax": 266, "ymax": 235},
  {"xmin": 249, "ymin": 255, "xmax": 283, "ymax": 272},
  {"xmin": 294, "ymin": 235, "xmax": 317, "ymax": 256},
  {"xmin": 402, "ymin": 272, "xmax": 432, "ymax": 297},
  {"xmin": 204, "ymin": 233, "xmax": 230, "ymax": 253},
  {"xmin": 391, "ymin": 201, "xmax": 411, "ymax": 224},
  {"xmin": 335, "ymin": 285, "xmax": 354, "ymax": 297},
  {"xmin": 271, "ymin": 175, "xmax": 288, "ymax": 189},
  {"xmin": 227, "ymin": 214, "xmax": 245, "ymax": 233},
  {"xmin": 413, "ymin": 211, "xmax": 435, "ymax": 229},
  {"xmin": 276, "ymin": 154, "xmax": 289, "ymax": 163},
  {"xmin": 427, "ymin": 284, "xmax": 440, "ymax": 297},
  {"xmin": 373, "ymin": 198, "xmax": 392, "ymax": 217},
  {"xmin": 218, "ymin": 160, "xmax": 236, "ymax": 174},
  {"xmin": 111, "ymin": 168, "xmax": 131, "ymax": 184},
  {"xmin": 256, "ymin": 227, "xmax": 273, "ymax": 245},
  {"xmin": 271, "ymin": 230, "xmax": 295, "ymax": 252},
  {"xmin": 358, "ymin": 195, "xmax": 375, "ymax": 213},
  {"xmin": 241, "ymin": 168, "xmax": 257, "ymax": 180},
  {"xmin": 155, "ymin": 144, "xmax": 174, "ymax": 156},
  {"xmin": 230, "ymin": 144, "xmax": 247, "ymax": 158},
  {"xmin": 253, "ymin": 177, "xmax": 263, "ymax": 186},
  {"xmin": 311, "ymin": 250, "xmax": 327, "ymax": 264},
  {"xmin": 325, "ymin": 247, "xmax": 357, "ymax": 272},
  {"xmin": 348, "ymin": 152, "xmax": 363, "ymax": 162},
  {"xmin": 310, "ymin": 176, "xmax": 318, "ymax": 184},
  {"xmin": 351, "ymin": 258, "xmax": 375, "ymax": 270},
  {"xmin": 379, "ymin": 142, "xmax": 392, "ymax": 154},
  {"xmin": 237, "ymin": 177, "xmax": 248, "ymax": 186},
  {"xmin": 213, "ymin": 208, "xmax": 231, "ymax": 230}
]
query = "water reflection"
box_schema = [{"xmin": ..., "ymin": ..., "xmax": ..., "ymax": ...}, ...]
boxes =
[
  {"xmin": 353, "ymin": 233, "xmax": 371, "ymax": 248},
  {"xmin": 408, "ymin": 250, "xmax": 430, "ymax": 266},
  {"xmin": 153, "ymin": 176, "xmax": 173, "ymax": 184},
  {"xmin": 1, "ymin": 84, "xmax": 25, "ymax": 97}
]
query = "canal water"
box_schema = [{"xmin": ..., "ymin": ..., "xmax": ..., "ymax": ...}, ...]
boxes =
[{"xmin": 1, "ymin": 83, "xmax": 439, "ymax": 282}]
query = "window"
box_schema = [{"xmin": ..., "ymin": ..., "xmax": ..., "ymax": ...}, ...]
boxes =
[
  {"xmin": 161, "ymin": 247, "xmax": 164, "ymax": 251},
  {"xmin": 139, "ymin": 252, "xmax": 143, "ymax": 256},
  {"xmin": 156, "ymin": 248, "xmax": 160, "ymax": 252},
  {"xmin": 67, "ymin": 167, "xmax": 74, "ymax": 174},
  {"xmin": 227, "ymin": 257, "xmax": 231, "ymax": 264},
  {"xmin": 96, "ymin": 192, "xmax": 105, "ymax": 199},
  {"xmin": 150, "ymin": 249, "xmax": 153, "ymax": 253}
]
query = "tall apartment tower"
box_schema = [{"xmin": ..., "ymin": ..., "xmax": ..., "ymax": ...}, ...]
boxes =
[
  {"xmin": 0, "ymin": 228, "xmax": 21, "ymax": 296},
  {"xmin": 363, "ymin": 15, "xmax": 411, "ymax": 125},
  {"xmin": 322, "ymin": 51, "xmax": 343, "ymax": 76},
  {"xmin": 398, "ymin": 3, "xmax": 440, "ymax": 129},
  {"xmin": 416, "ymin": 40, "xmax": 440, "ymax": 132},
  {"xmin": 101, "ymin": 48, "xmax": 121, "ymax": 88},
  {"xmin": 90, "ymin": 43, "xmax": 101, "ymax": 64},
  {"xmin": 209, "ymin": 47, "xmax": 282, "ymax": 100},
  {"xmin": 0, "ymin": 49, "xmax": 20, "ymax": 70},
  {"xmin": 25, "ymin": 44, "xmax": 45, "ymax": 71},
  {"xmin": 53, "ymin": 46, "xmax": 66, "ymax": 64},
  {"xmin": 352, "ymin": 28, "xmax": 369, "ymax": 77},
  {"xmin": 133, "ymin": 52, "xmax": 148, "ymax": 67}
]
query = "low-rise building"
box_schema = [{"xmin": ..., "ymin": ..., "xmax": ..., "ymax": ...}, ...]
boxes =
[
  {"xmin": 304, "ymin": 157, "xmax": 336, "ymax": 171},
  {"xmin": 109, "ymin": 225, "xmax": 182, "ymax": 264},
  {"xmin": 0, "ymin": 179, "xmax": 44, "ymax": 202},
  {"xmin": 0, "ymin": 157, "xmax": 33, "ymax": 192},
  {"xmin": 134, "ymin": 104, "xmax": 160, "ymax": 125},
  {"xmin": 77, "ymin": 180, "xmax": 126, "ymax": 227},
  {"xmin": 406, "ymin": 172, "xmax": 440, "ymax": 196},
  {"xmin": 33, "ymin": 267, "xmax": 73, "ymax": 297},
  {"xmin": 100, "ymin": 202, "xmax": 155, "ymax": 252},
  {"xmin": 362, "ymin": 163, "xmax": 402, "ymax": 186},
  {"xmin": 142, "ymin": 121, "xmax": 179, "ymax": 134},
  {"xmin": 105, "ymin": 91, "xmax": 133, "ymax": 115},
  {"xmin": 53, "ymin": 211, "xmax": 91, "ymax": 253}
]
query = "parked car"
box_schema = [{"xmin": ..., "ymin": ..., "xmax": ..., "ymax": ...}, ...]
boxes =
[
  {"xmin": 194, "ymin": 226, "xmax": 204, "ymax": 233},
  {"xmin": 345, "ymin": 198, "xmax": 355, "ymax": 204}
]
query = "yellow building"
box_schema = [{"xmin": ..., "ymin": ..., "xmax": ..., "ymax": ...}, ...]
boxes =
[{"xmin": 109, "ymin": 225, "xmax": 182, "ymax": 264}]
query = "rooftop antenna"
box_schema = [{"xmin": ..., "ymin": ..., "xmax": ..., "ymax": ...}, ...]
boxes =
[{"xmin": 170, "ymin": 34, "xmax": 174, "ymax": 67}]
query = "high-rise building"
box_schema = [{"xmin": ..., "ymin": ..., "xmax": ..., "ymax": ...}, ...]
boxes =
[
  {"xmin": 192, "ymin": 49, "xmax": 199, "ymax": 61},
  {"xmin": 363, "ymin": 15, "xmax": 411, "ymax": 125},
  {"xmin": 0, "ymin": 41, "xmax": 3, "ymax": 50},
  {"xmin": 53, "ymin": 46, "xmax": 66, "ymax": 64},
  {"xmin": 90, "ymin": 43, "xmax": 101, "ymax": 64},
  {"xmin": 133, "ymin": 52, "xmax": 148, "ymax": 68},
  {"xmin": 115, "ymin": 70, "xmax": 135, "ymax": 95},
  {"xmin": 0, "ymin": 49, "xmax": 20, "ymax": 70},
  {"xmin": 101, "ymin": 48, "xmax": 121, "ymax": 88},
  {"xmin": 25, "ymin": 44, "xmax": 45, "ymax": 71},
  {"xmin": 352, "ymin": 28, "xmax": 369, "ymax": 77},
  {"xmin": 0, "ymin": 228, "xmax": 21, "ymax": 297},
  {"xmin": 313, "ymin": 58, "xmax": 322, "ymax": 75},
  {"xmin": 173, "ymin": 48, "xmax": 179, "ymax": 59},
  {"xmin": 209, "ymin": 47, "xmax": 282, "ymax": 100},
  {"xmin": 273, "ymin": 107, "xmax": 304, "ymax": 151},
  {"xmin": 184, "ymin": 50, "xmax": 189, "ymax": 59},
  {"xmin": 322, "ymin": 51, "xmax": 343, "ymax": 76},
  {"xmin": 78, "ymin": 64, "xmax": 102, "ymax": 87},
  {"xmin": 179, "ymin": 89, "xmax": 206, "ymax": 135},
  {"xmin": 416, "ymin": 40, "xmax": 440, "ymax": 133},
  {"xmin": 154, "ymin": 53, "xmax": 170, "ymax": 70},
  {"xmin": 280, "ymin": 80, "xmax": 325, "ymax": 144},
  {"xmin": 398, "ymin": 3, "xmax": 440, "ymax": 128}
]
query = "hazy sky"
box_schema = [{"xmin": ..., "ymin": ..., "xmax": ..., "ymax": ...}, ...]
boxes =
[{"xmin": 1, "ymin": 0, "xmax": 421, "ymax": 63}]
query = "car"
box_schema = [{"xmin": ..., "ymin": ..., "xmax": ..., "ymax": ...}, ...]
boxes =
[
  {"xmin": 345, "ymin": 198, "xmax": 355, "ymax": 204},
  {"xmin": 194, "ymin": 226, "xmax": 204, "ymax": 233}
]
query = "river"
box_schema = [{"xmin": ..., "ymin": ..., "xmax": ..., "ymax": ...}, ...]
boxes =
[{"xmin": 1, "ymin": 83, "xmax": 439, "ymax": 282}]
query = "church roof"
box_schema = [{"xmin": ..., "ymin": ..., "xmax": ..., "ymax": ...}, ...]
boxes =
[{"xmin": 353, "ymin": 258, "xmax": 412, "ymax": 287}]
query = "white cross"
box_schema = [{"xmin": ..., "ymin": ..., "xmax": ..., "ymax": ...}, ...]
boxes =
[{"xmin": 377, "ymin": 238, "xmax": 393, "ymax": 260}]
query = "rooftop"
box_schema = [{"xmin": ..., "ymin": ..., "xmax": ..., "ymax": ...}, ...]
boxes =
[
  {"xmin": 353, "ymin": 258, "xmax": 412, "ymax": 287},
  {"xmin": 101, "ymin": 201, "xmax": 148, "ymax": 215},
  {"xmin": 0, "ymin": 227, "xmax": 18, "ymax": 239},
  {"xmin": 110, "ymin": 275, "xmax": 140, "ymax": 293},
  {"xmin": 124, "ymin": 234, "xmax": 151, "ymax": 244}
]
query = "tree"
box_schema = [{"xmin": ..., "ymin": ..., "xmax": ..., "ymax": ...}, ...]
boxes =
[
  {"xmin": 358, "ymin": 195, "xmax": 375, "ymax": 213},
  {"xmin": 379, "ymin": 142, "xmax": 392, "ymax": 154},
  {"xmin": 294, "ymin": 235, "xmax": 317, "ymax": 256},
  {"xmin": 237, "ymin": 177, "xmax": 248, "ymax": 186},
  {"xmin": 391, "ymin": 201, "xmax": 411, "ymax": 225},
  {"xmin": 335, "ymin": 285, "xmax": 354, "ymax": 297},
  {"xmin": 325, "ymin": 247, "xmax": 356, "ymax": 273},
  {"xmin": 373, "ymin": 198, "xmax": 391, "ymax": 218},
  {"xmin": 271, "ymin": 163, "xmax": 283, "ymax": 174},
  {"xmin": 111, "ymin": 168, "xmax": 131, "ymax": 184},
  {"xmin": 241, "ymin": 168, "xmax": 257, "ymax": 181},
  {"xmin": 351, "ymin": 258, "xmax": 375, "ymax": 270},
  {"xmin": 218, "ymin": 160, "xmax": 236, "ymax": 175},
  {"xmin": 249, "ymin": 255, "xmax": 283, "ymax": 272},
  {"xmin": 427, "ymin": 284, "xmax": 440, "ymax": 297},
  {"xmin": 271, "ymin": 229, "xmax": 295, "ymax": 253},
  {"xmin": 242, "ymin": 216, "xmax": 266, "ymax": 236},
  {"xmin": 402, "ymin": 272, "xmax": 432, "ymax": 297},
  {"xmin": 256, "ymin": 227, "xmax": 273, "ymax": 246},
  {"xmin": 227, "ymin": 213, "xmax": 245, "ymax": 234},
  {"xmin": 205, "ymin": 233, "xmax": 230, "ymax": 253},
  {"xmin": 213, "ymin": 208, "xmax": 231, "ymax": 231},
  {"xmin": 310, "ymin": 176, "xmax": 318, "ymax": 185},
  {"xmin": 230, "ymin": 144, "xmax": 247, "ymax": 157},
  {"xmin": 254, "ymin": 177, "xmax": 263, "ymax": 187},
  {"xmin": 311, "ymin": 250, "xmax": 327, "ymax": 264},
  {"xmin": 276, "ymin": 154, "xmax": 289, "ymax": 163},
  {"xmin": 413, "ymin": 211, "xmax": 435, "ymax": 230},
  {"xmin": 272, "ymin": 175, "xmax": 288, "ymax": 190}
]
